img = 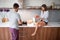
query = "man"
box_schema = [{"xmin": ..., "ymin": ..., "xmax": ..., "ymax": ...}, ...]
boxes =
[{"xmin": 6, "ymin": 3, "xmax": 22, "ymax": 40}]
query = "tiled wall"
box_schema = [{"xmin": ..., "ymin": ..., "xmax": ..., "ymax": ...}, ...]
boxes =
[
  {"xmin": 18, "ymin": 10, "xmax": 60, "ymax": 22},
  {"xmin": 48, "ymin": 10, "xmax": 60, "ymax": 22},
  {"xmin": 0, "ymin": 9, "xmax": 60, "ymax": 22}
]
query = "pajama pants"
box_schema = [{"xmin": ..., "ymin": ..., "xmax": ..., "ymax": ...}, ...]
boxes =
[{"xmin": 9, "ymin": 28, "xmax": 19, "ymax": 40}]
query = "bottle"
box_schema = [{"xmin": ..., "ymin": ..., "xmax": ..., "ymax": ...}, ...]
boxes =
[{"xmin": 32, "ymin": 17, "xmax": 36, "ymax": 25}]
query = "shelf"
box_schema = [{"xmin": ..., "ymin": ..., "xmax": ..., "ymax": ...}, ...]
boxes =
[{"xmin": 0, "ymin": 7, "xmax": 60, "ymax": 10}]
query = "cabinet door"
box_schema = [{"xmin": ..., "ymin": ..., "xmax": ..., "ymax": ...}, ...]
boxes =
[
  {"xmin": 19, "ymin": 27, "xmax": 24, "ymax": 40},
  {"xmin": 0, "ymin": 28, "xmax": 11, "ymax": 40},
  {"xmin": 19, "ymin": 27, "xmax": 59, "ymax": 40},
  {"xmin": 57, "ymin": 28, "xmax": 60, "ymax": 40}
]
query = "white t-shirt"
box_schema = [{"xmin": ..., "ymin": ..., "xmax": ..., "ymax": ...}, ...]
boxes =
[
  {"xmin": 6, "ymin": 10, "xmax": 21, "ymax": 29},
  {"xmin": 40, "ymin": 11, "xmax": 49, "ymax": 22}
]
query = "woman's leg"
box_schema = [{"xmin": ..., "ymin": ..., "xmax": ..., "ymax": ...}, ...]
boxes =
[{"xmin": 37, "ymin": 21, "xmax": 46, "ymax": 27}]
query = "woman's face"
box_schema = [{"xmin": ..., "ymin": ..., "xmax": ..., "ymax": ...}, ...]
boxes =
[{"xmin": 41, "ymin": 7, "xmax": 45, "ymax": 11}]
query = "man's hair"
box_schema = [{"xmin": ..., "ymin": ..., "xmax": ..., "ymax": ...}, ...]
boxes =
[
  {"xmin": 13, "ymin": 3, "xmax": 19, "ymax": 8},
  {"xmin": 41, "ymin": 4, "xmax": 47, "ymax": 11}
]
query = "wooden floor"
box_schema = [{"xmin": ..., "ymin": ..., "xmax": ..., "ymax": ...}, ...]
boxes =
[{"xmin": 0, "ymin": 27, "xmax": 60, "ymax": 40}]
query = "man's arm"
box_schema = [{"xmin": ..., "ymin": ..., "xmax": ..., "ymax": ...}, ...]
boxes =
[
  {"xmin": 17, "ymin": 14, "xmax": 22, "ymax": 25},
  {"xmin": 18, "ymin": 20, "xmax": 22, "ymax": 25}
]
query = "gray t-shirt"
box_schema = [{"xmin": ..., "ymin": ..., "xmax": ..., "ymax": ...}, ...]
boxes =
[{"xmin": 6, "ymin": 11, "xmax": 21, "ymax": 29}]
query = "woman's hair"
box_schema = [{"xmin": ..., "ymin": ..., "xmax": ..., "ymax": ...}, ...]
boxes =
[
  {"xmin": 13, "ymin": 3, "xmax": 19, "ymax": 8},
  {"xmin": 41, "ymin": 4, "xmax": 47, "ymax": 11}
]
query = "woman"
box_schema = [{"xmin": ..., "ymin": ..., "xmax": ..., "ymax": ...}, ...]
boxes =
[{"xmin": 32, "ymin": 4, "xmax": 49, "ymax": 36}]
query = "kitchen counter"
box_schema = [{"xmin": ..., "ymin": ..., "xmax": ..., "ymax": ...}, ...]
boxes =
[
  {"xmin": 0, "ymin": 26, "xmax": 60, "ymax": 40},
  {"xmin": 0, "ymin": 22, "xmax": 60, "ymax": 40},
  {"xmin": 0, "ymin": 22, "xmax": 60, "ymax": 27}
]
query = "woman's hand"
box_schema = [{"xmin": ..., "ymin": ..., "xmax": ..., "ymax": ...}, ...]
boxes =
[{"xmin": 41, "ymin": 18, "xmax": 44, "ymax": 21}]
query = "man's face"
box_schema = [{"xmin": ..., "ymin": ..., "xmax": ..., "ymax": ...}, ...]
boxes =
[{"xmin": 14, "ymin": 8, "xmax": 19, "ymax": 12}]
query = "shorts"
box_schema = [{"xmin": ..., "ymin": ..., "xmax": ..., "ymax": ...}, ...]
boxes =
[{"xmin": 41, "ymin": 20, "xmax": 48, "ymax": 25}]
